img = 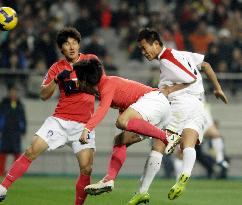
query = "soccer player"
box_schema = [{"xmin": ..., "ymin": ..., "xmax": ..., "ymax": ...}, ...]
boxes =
[
  {"xmin": 174, "ymin": 101, "xmax": 229, "ymax": 179},
  {"xmin": 74, "ymin": 59, "xmax": 176, "ymax": 145},
  {"xmin": 72, "ymin": 59, "xmax": 185, "ymax": 194},
  {"xmin": 127, "ymin": 28, "xmax": 228, "ymax": 205},
  {"xmin": 0, "ymin": 27, "xmax": 99, "ymax": 205}
]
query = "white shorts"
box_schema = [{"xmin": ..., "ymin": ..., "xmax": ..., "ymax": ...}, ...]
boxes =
[
  {"xmin": 130, "ymin": 91, "xmax": 171, "ymax": 128},
  {"xmin": 166, "ymin": 93, "xmax": 206, "ymax": 143},
  {"xmin": 36, "ymin": 116, "xmax": 95, "ymax": 153}
]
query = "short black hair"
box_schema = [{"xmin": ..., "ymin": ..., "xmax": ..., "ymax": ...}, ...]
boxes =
[
  {"xmin": 137, "ymin": 28, "xmax": 163, "ymax": 46},
  {"xmin": 56, "ymin": 27, "xmax": 81, "ymax": 48},
  {"xmin": 73, "ymin": 58, "xmax": 103, "ymax": 86}
]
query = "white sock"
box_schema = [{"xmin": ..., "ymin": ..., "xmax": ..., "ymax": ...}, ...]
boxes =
[
  {"xmin": 174, "ymin": 158, "xmax": 183, "ymax": 180},
  {"xmin": 139, "ymin": 150, "xmax": 163, "ymax": 193},
  {"xmin": 181, "ymin": 147, "xmax": 196, "ymax": 176},
  {"xmin": 211, "ymin": 138, "xmax": 224, "ymax": 163}
]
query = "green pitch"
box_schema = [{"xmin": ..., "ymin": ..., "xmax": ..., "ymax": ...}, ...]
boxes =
[{"xmin": 1, "ymin": 176, "xmax": 241, "ymax": 205}]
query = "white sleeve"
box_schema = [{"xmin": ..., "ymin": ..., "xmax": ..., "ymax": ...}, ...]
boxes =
[{"xmin": 180, "ymin": 51, "xmax": 204, "ymax": 70}]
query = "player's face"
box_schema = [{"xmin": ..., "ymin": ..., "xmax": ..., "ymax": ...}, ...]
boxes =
[
  {"xmin": 139, "ymin": 39, "xmax": 161, "ymax": 61},
  {"xmin": 61, "ymin": 37, "xmax": 80, "ymax": 63}
]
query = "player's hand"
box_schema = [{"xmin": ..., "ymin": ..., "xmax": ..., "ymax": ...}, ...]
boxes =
[
  {"xmin": 79, "ymin": 128, "xmax": 89, "ymax": 144},
  {"xmin": 214, "ymin": 89, "xmax": 228, "ymax": 104},
  {"xmin": 55, "ymin": 70, "xmax": 71, "ymax": 82}
]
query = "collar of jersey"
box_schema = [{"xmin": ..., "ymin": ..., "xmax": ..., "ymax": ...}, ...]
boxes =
[{"xmin": 158, "ymin": 47, "xmax": 167, "ymax": 59}]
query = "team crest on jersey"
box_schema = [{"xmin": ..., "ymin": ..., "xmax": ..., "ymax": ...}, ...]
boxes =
[{"xmin": 47, "ymin": 130, "xmax": 54, "ymax": 137}]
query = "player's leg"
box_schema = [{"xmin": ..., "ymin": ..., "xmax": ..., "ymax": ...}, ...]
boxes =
[
  {"xmin": 117, "ymin": 107, "xmax": 169, "ymax": 143},
  {"xmin": 0, "ymin": 116, "xmax": 68, "ymax": 202},
  {"xmin": 0, "ymin": 136, "xmax": 48, "ymax": 202},
  {"xmin": 168, "ymin": 128, "xmax": 198, "ymax": 200},
  {"xmin": 128, "ymin": 139, "xmax": 165, "ymax": 205},
  {"xmin": 75, "ymin": 148, "xmax": 94, "ymax": 205},
  {"xmin": 117, "ymin": 91, "xmax": 180, "ymax": 151},
  {"xmin": 84, "ymin": 131, "xmax": 141, "ymax": 195}
]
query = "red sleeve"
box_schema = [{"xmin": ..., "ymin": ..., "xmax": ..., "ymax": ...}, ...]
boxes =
[
  {"xmin": 85, "ymin": 77, "xmax": 115, "ymax": 131},
  {"xmin": 42, "ymin": 63, "xmax": 59, "ymax": 85}
]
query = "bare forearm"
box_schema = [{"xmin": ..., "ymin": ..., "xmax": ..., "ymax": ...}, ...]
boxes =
[
  {"xmin": 160, "ymin": 83, "xmax": 193, "ymax": 97},
  {"xmin": 168, "ymin": 83, "xmax": 191, "ymax": 94},
  {"xmin": 40, "ymin": 79, "xmax": 57, "ymax": 101},
  {"xmin": 201, "ymin": 62, "xmax": 222, "ymax": 91}
]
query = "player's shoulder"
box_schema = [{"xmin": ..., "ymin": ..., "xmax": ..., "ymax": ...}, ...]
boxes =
[{"xmin": 49, "ymin": 59, "xmax": 66, "ymax": 70}]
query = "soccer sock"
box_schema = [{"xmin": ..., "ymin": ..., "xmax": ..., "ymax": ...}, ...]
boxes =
[
  {"xmin": 105, "ymin": 145, "xmax": 127, "ymax": 181},
  {"xmin": 1, "ymin": 154, "xmax": 32, "ymax": 189},
  {"xmin": 181, "ymin": 147, "xmax": 196, "ymax": 176},
  {"xmin": 75, "ymin": 174, "xmax": 90, "ymax": 205},
  {"xmin": 211, "ymin": 138, "xmax": 224, "ymax": 163},
  {"xmin": 139, "ymin": 151, "xmax": 163, "ymax": 193},
  {"xmin": 126, "ymin": 119, "xmax": 168, "ymax": 144}
]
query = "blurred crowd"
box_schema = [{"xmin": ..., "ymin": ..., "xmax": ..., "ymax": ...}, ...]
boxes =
[{"xmin": 0, "ymin": 0, "xmax": 241, "ymax": 94}]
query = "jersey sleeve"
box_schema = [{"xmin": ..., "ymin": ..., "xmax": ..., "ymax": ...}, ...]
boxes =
[
  {"xmin": 181, "ymin": 51, "xmax": 205, "ymax": 71},
  {"xmin": 42, "ymin": 63, "xmax": 58, "ymax": 85},
  {"xmin": 85, "ymin": 77, "xmax": 115, "ymax": 131}
]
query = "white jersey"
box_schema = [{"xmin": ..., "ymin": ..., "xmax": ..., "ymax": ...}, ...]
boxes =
[{"xmin": 158, "ymin": 47, "xmax": 205, "ymax": 96}]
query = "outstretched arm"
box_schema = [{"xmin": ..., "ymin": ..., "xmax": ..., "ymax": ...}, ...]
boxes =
[{"xmin": 201, "ymin": 61, "xmax": 228, "ymax": 104}]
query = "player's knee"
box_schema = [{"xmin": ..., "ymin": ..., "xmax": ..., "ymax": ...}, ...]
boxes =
[
  {"xmin": 80, "ymin": 164, "xmax": 92, "ymax": 175},
  {"xmin": 116, "ymin": 117, "xmax": 128, "ymax": 130},
  {"xmin": 24, "ymin": 147, "xmax": 38, "ymax": 160}
]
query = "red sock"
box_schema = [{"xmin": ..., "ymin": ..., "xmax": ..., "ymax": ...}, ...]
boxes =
[
  {"xmin": 75, "ymin": 174, "xmax": 90, "ymax": 205},
  {"xmin": 105, "ymin": 145, "xmax": 127, "ymax": 181},
  {"xmin": 126, "ymin": 119, "xmax": 168, "ymax": 144},
  {"xmin": 1, "ymin": 154, "xmax": 32, "ymax": 189}
]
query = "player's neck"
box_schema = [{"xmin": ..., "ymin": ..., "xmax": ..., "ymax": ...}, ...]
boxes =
[{"xmin": 66, "ymin": 54, "xmax": 80, "ymax": 64}]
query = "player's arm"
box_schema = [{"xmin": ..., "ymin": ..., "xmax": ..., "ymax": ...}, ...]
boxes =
[
  {"xmin": 80, "ymin": 81, "xmax": 115, "ymax": 144},
  {"xmin": 85, "ymin": 81, "xmax": 115, "ymax": 131},
  {"xmin": 160, "ymin": 83, "xmax": 193, "ymax": 97},
  {"xmin": 40, "ymin": 79, "xmax": 58, "ymax": 101},
  {"xmin": 40, "ymin": 67, "xmax": 71, "ymax": 101},
  {"xmin": 201, "ymin": 61, "xmax": 228, "ymax": 104}
]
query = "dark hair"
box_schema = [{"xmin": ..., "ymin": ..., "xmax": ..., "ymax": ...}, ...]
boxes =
[
  {"xmin": 73, "ymin": 58, "xmax": 103, "ymax": 86},
  {"xmin": 56, "ymin": 27, "xmax": 81, "ymax": 48},
  {"xmin": 137, "ymin": 28, "xmax": 163, "ymax": 46}
]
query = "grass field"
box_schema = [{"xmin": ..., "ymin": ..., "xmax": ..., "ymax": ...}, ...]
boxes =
[{"xmin": 0, "ymin": 176, "xmax": 241, "ymax": 205}]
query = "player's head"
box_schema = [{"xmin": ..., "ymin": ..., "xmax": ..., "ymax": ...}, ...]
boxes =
[
  {"xmin": 137, "ymin": 28, "xmax": 163, "ymax": 61},
  {"xmin": 56, "ymin": 27, "xmax": 81, "ymax": 62},
  {"xmin": 73, "ymin": 58, "xmax": 103, "ymax": 86}
]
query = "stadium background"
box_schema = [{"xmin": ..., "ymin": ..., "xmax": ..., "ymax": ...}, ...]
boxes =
[{"xmin": 0, "ymin": 0, "xmax": 242, "ymax": 195}]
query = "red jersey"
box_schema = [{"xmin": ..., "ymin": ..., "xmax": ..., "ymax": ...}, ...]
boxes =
[
  {"xmin": 42, "ymin": 53, "xmax": 98, "ymax": 123},
  {"xmin": 85, "ymin": 75, "xmax": 157, "ymax": 131}
]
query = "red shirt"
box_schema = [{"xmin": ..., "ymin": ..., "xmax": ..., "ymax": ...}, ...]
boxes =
[
  {"xmin": 85, "ymin": 75, "xmax": 157, "ymax": 131},
  {"xmin": 42, "ymin": 53, "xmax": 98, "ymax": 123}
]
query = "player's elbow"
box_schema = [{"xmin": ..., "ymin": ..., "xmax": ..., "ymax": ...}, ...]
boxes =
[
  {"xmin": 201, "ymin": 61, "xmax": 211, "ymax": 71},
  {"xmin": 40, "ymin": 91, "xmax": 51, "ymax": 101}
]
